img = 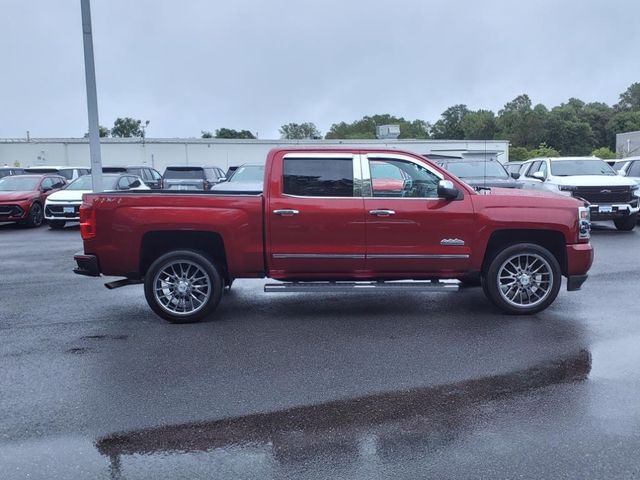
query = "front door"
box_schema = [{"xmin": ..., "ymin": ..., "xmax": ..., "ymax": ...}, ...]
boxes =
[
  {"xmin": 362, "ymin": 153, "xmax": 475, "ymax": 276},
  {"xmin": 267, "ymin": 153, "xmax": 366, "ymax": 279}
]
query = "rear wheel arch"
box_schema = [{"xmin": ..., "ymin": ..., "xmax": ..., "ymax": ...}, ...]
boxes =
[{"xmin": 140, "ymin": 231, "xmax": 229, "ymax": 281}]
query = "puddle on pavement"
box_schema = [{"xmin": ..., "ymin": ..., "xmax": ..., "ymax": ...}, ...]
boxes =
[{"xmin": 95, "ymin": 349, "xmax": 591, "ymax": 479}]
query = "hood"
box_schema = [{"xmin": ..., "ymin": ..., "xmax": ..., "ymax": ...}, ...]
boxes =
[
  {"xmin": 46, "ymin": 189, "xmax": 90, "ymax": 202},
  {"xmin": 461, "ymin": 177, "xmax": 521, "ymax": 189},
  {"xmin": 0, "ymin": 191, "xmax": 38, "ymax": 201},
  {"xmin": 554, "ymin": 175, "xmax": 637, "ymax": 187},
  {"xmin": 481, "ymin": 186, "xmax": 583, "ymax": 204},
  {"xmin": 210, "ymin": 181, "xmax": 263, "ymax": 193}
]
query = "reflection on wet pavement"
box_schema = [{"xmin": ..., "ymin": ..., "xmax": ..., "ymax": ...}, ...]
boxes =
[{"xmin": 97, "ymin": 350, "xmax": 590, "ymax": 479}]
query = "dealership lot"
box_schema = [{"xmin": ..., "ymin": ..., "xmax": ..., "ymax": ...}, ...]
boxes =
[{"xmin": 1, "ymin": 222, "xmax": 640, "ymax": 479}]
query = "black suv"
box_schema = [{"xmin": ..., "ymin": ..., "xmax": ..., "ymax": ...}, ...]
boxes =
[
  {"xmin": 162, "ymin": 166, "xmax": 226, "ymax": 191},
  {"xmin": 101, "ymin": 166, "xmax": 163, "ymax": 189}
]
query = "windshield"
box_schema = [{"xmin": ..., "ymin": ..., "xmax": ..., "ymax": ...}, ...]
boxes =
[
  {"xmin": 550, "ymin": 160, "xmax": 616, "ymax": 176},
  {"xmin": 0, "ymin": 176, "xmax": 40, "ymax": 191},
  {"xmin": 229, "ymin": 165, "xmax": 264, "ymax": 182},
  {"xmin": 66, "ymin": 175, "xmax": 119, "ymax": 191},
  {"xmin": 164, "ymin": 168, "xmax": 203, "ymax": 179},
  {"xmin": 445, "ymin": 161, "xmax": 509, "ymax": 179}
]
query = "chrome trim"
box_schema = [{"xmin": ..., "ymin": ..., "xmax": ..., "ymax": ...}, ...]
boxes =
[
  {"xmin": 367, "ymin": 254, "xmax": 470, "ymax": 259},
  {"xmin": 369, "ymin": 209, "xmax": 396, "ymax": 216},
  {"xmin": 440, "ymin": 238, "xmax": 465, "ymax": 246},
  {"xmin": 273, "ymin": 209, "xmax": 299, "ymax": 216},
  {"xmin": 272, "ymin": 253, "xmax": 366, "ymax": 259},
  {"xmin": 265, "ymin": 281, "xmax": 460, "ymax": 293},
  {"xmin": 353, "ymin": 154, "xmax": 363, "ymax": 197}
]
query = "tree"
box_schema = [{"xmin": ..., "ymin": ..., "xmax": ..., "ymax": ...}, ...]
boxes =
[
  {"xmin": 509, "ymin": 146, "xmax": 531, "ymax": 161},
  {"xmin": 495, "ymin": 95, "xmax": 548, "ymax": 149},
  {"xmin": 616, "ymin": 82, "xmax": 640, "ymax": 111},
  {"xmin": 462, "ymin": 110, "xmax": 496, "ymax": 140},
  {"xmin": 545, "ymin": 101, "xmax": 594, "ymax": 155},
  {"xmin": 528, "ymin": 142, "xmax": 560, "ymax": 158},
  {"xmin": 431, "ymin": 104, "xmax": 469, "ymax": 139},
  {"xmin": 201, "ymin": 131, "xmax": 213, "ymax": 138},
  {"xmin": 279, "ymin": 122, "xmax": 321, "ymax": 139},
  {"xmin": 111, "ymin": 117, "xmax": 148, "ymax": 138},
  {"xmin": 215, "ymin": 128, "xmax": 256, "ymax": 139},
  {"xmin": 325, "ymin": 114, "xmax": 430, "ymax": 139},
  {"xmin": 606, "ymin": 111, "xmax": 640, "ymax": 137},
  {"xmin": 84, "ymin": 125, "xmax": 110, "ymax": 138},
  {"xmin": 591, "ymin": 147, "xmax": 616, "ymax": 159}
]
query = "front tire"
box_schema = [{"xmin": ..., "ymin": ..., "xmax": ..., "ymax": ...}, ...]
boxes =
[
  {"xmin": 613, "ymin": 214, "xmax": 637, "ymax": 231},
  {"xmin": 483, "ymin": 243, "xmax": 562, "ymax": 315},
  {"xmin": 144, "ymin": 250, "xmax": 224, "ymax": 323},
  {"xmin": 23, "ymin": 203, "xmax": 43, "ymax": 227}
]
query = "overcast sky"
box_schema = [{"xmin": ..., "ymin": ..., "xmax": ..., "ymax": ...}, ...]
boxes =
[{"xmin": 1, "ymin": 0, "xmax": 638, "ymax": 139}]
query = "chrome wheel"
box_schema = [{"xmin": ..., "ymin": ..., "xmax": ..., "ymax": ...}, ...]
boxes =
[
  {"xmin": 153, "ymin": 260, "xmax": 212, "ymax": 316},
  {"xmin": 496, "ymin": 253, "xmax": 553, "ymax": 308}
]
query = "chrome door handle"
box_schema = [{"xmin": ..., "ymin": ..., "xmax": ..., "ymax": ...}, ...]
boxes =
[
  {"xmin": 273, "ymin": 209, "xmax": 299, "ymax": 216},
  {"xmin": 369, "ymin": 209, "xmax": 396, "ymax": 216}
]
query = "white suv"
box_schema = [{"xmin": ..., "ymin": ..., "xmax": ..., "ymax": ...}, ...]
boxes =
[{"xmin": 520, "ymin": 156, "xmax": 640, "ymax": 231}]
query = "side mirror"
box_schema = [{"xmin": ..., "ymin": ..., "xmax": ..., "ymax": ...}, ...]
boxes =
[
  {"xmin": 510, "ymin": 172, "xmax": 521, "ymax": 180},
  {"xmin": 437, "ymin": 179, "xmax": 460, "ymax": 200},
  {"xmin": 215, "ymin": 177, "xmax": 227, "ymax": 183},
  {"xmin": 532, "ymin": 171, "xmax": 546, "ymax": 181},
  {"xmin": 617, "ymin": 170, "xmax": 626, "ymax": 177}
]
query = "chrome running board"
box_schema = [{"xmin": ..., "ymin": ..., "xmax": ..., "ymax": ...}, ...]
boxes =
[{"xmin": 264, "ymin": 280, "xmax": 460, "ymax": 293}]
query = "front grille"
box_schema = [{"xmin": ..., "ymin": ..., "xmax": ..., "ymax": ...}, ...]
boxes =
[
  {"xmin": 46, "ymin": 204, "xmax": 79, "ymax": 218},
  {"xmin": 0, "ymin": 205, "xmax": 23, "ymax": 217},
  {"xmin": 572, "ymin": 186, "xmax": 632, "ymax": 204}
]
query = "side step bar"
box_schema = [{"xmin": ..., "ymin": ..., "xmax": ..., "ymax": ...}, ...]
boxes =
[{"xmin": 264, "ymin": 280, "xmax": 460, "ymax": 293}]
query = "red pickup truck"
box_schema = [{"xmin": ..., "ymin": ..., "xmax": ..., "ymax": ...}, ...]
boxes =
[{"xmin": 74, "ymin": 148, "xmax": 593, "ymax": 323}]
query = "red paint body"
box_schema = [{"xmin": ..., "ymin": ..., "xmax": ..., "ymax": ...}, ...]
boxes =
[{"xmin": 79, "ymin": 149, "xmax": 593, "ymax": 282}]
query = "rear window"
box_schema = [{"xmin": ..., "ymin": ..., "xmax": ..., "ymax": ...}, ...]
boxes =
[
  {"xmin": 163, "ymin": 168, "xmax": 204, "ymax": 179},
  {"xmin": 283, "ymin": 158, "xmax": 353, "ymax": 197}
]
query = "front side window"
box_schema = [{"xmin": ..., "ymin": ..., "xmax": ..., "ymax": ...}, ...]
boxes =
[
  {"xmin": 283, "ymin": 158, "xmax": 353, "ymax": 197},
  {"xmin": 369, "ymin": 158, "xmax": 440, "ymax": 198},
  {"xmin": 628, "ymin": 161, "xmax": 640, "ymax": 177}
]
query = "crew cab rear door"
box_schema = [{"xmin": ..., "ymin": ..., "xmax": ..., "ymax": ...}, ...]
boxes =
[
  {"xmin": 266, "ymin": 152, "xmax": 366, "ymax": 278},
  {"xmin": 362, "ymin": 153, "xmax": 474, "ymax": 275}
]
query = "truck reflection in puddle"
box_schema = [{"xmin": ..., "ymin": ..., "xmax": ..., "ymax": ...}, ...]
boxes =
[{"xmin": 97, "ymin": 350, "xmax": 591, "ymax": 479}]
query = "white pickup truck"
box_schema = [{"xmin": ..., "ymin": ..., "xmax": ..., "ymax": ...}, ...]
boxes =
[{"xmin": 519, "ymin": 156, "xmax": 640, "ymax": 231}]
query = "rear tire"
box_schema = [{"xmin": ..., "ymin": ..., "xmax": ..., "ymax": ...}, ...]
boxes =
[
  {"xmin": 47, "ymin": 220, "xmax": 66, "ymax": 230},
  {"xmin": 483, "ymin": 243, "xmax": 561, "ymax": 315},
  {"xmin": 144, "ymin": 250, "xmax": 224, "ymax": 323},
  {"xmin": 613, "ymin": 214, "xmax": 637, "ymax": 231}
]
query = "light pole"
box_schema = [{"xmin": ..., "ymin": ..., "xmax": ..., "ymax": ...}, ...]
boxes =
[{"xmin": 81, "ymin": 0, "xmax": 104, "ymax": 192}]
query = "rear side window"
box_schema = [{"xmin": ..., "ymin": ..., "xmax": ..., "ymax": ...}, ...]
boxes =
[
  {"xmin": 163, "ymin": 168, "xmax": 204, "ymax": 179},
  {"xmin": 283, "ymin": 158, "xmax": 353, "ymax": 197},
  {"xmin": 128, "ymin": 168, "xmax": 143, "ymax": 177}
]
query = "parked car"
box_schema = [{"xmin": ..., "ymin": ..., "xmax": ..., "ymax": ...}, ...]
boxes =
[
  {"xmin": 0, "ymin": 174, "xmax": 66, "ymax": 227},
  {"xmin": 162, "ymin": 166, "xmax": 226, "ymax": 191},
  {"xmin": 44, "ymin": 174, "xmax": 149, "ymax": 229},
  {"xmin": 613, "ymin": 157, "xmax": 640, "ymax": 185},
  {"xmin": 24, "ymin": 166, "xmax": 90, "ymax": 181},
  {"xmin": 505, "ymin": 161, "xmax": 525, "ymax": 176},
  {"xmin": 74, "ymin": 148, "xmax": 593, "ymax": 323},
  {"xmin": 101, "ymin": 166, "xmax": 163, "ymax": 189},
  {"xmin": 0, "ymin": 167, "xmax": 25, "ymax": 178},
  {"xmin": 436, "ymin": 159, "xmax": 522, "ymax": 189},
  {"xmin": 210, "ymin": 164, "xmax": 264, "ymax": 192},
  {"xmin": 519, "ymin": 156, "xmax": 640, "ymax": 230}
]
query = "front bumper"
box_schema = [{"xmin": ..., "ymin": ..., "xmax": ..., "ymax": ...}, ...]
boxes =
[
  {"xmin": 0, "ymin": 203, "xmax": 27, "ymax": 221},
  {"xmin": 45, "ymin": 202, "xmax": 81, "ymax": 221},
  {"xmin": 587, "ymin": 201, "xmax": 639, "ymax": 220},
  {"xmin": 74, "ymin": 253, "xmax": 100, "ymax": 277}
]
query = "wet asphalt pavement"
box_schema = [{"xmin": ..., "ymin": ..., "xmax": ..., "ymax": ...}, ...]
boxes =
[{"xmin": 1, "ymin": 221, "xmax": 640, "ymax": 479}]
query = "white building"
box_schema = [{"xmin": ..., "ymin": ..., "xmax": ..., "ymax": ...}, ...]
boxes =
[{"xmin": 0, "ymin": 137, "xmax": 509, "ymax": 172}]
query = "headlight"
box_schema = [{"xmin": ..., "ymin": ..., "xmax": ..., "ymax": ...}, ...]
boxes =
[
  {"xmin": 632, "ymin": 185, "xmax": 640, "ymax": 197},
  {"xmin": 578, "ymin": 206, "xmax": 591, "ymax": 240}
]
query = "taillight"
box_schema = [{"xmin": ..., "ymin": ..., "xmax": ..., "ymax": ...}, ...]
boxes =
[{"xmin": 79, "ymin": 201, "xmax": 96, "ymax": 240}]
